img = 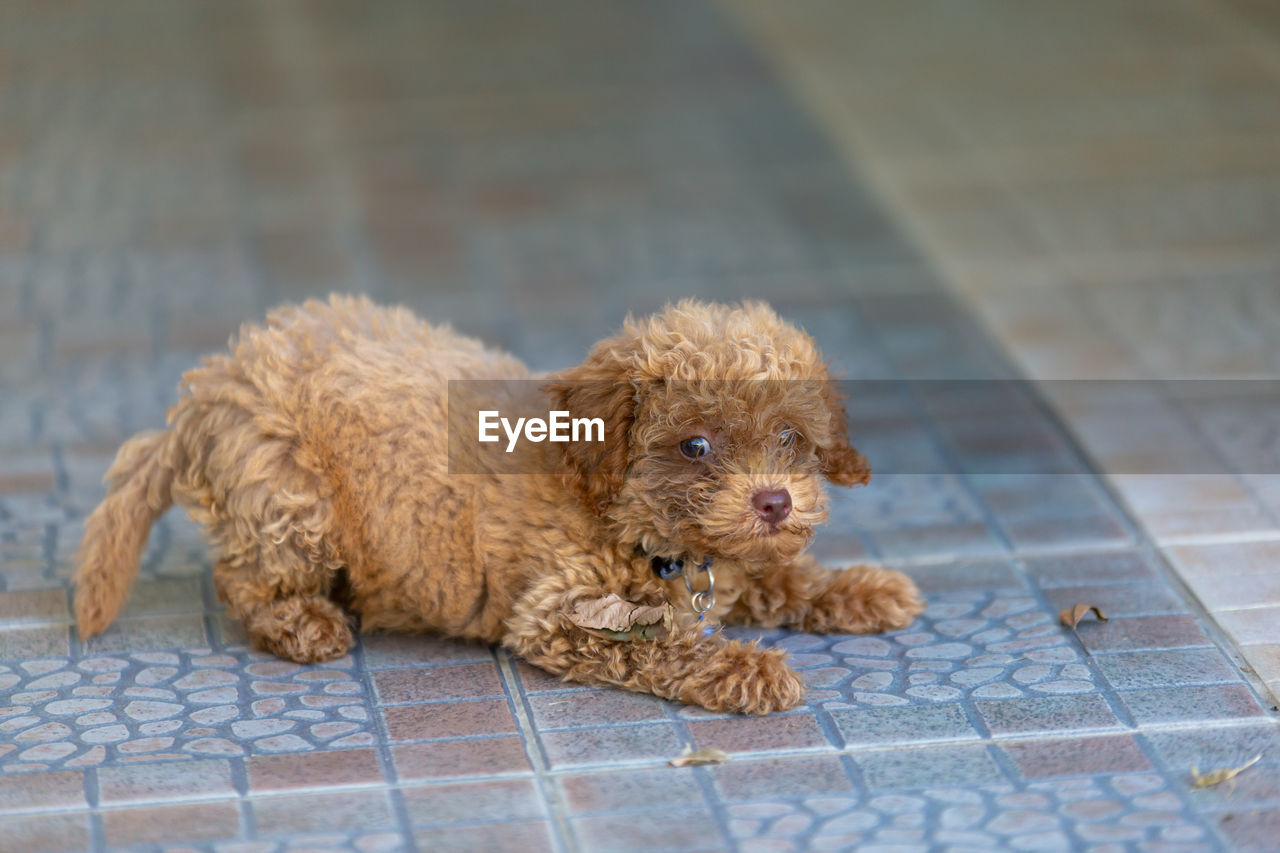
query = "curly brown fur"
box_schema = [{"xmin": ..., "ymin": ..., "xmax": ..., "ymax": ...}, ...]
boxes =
[{"xmin": 74, "ymin": 295, "xmax": 923, "ymax": 714}]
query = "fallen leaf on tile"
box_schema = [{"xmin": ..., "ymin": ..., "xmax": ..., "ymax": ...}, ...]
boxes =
[
  {"xmin": 669, "ymin": 746, "xmax": 729, "ymax": 768},
  {"xmin": 1191, "ymin": 754, "xmax": 1261, "ymax": 789},
  {"xmin": 569, "ymin": 594, "xmax": 673, "ymax": 641},
  {"xmin": 1059, "ymin": 603, "xmax": 1108, "ymax": 629}
]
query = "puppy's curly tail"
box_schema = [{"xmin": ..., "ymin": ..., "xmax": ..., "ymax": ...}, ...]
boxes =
[{"xmin": 73, "ymin": 430, "xmax": 176, "ymax": 638}]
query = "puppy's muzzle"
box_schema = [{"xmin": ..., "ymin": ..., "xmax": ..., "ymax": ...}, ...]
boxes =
[{"xmin": 751, "ymin": 488, "xmax": 792, "ymax": 528}]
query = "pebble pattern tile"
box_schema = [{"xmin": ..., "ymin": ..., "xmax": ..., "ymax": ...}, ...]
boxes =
[
  {"xmin": 0, "ymin": 651, "xmax": 373, "ymax": 772},
  {"xmin": 2, "ymin": 0, "xmax": 1278, "ymax": 850}
]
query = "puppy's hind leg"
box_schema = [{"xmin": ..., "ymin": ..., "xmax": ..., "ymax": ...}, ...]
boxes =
[
  {"xmin": 203, "ymin": 462, "xmax": 354, "ymax": 663},
  {"xmin": 215, "ymin": 552, "xmax": 354, "ymax": 664}
]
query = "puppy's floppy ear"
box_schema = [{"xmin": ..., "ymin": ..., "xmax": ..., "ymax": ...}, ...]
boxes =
[
  {"xmin": 543, "ymin": 343, "xmax": 637, "ymax": 515},
  {"xmin": 818, "ymin": 380, "xmax": 871, "ymax": 487}
]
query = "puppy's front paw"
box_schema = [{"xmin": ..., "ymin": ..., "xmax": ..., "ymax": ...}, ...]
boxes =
[
  {"xmin": 683, "ymin": 643, "xmax": 806, "ymax": 715},
  {"xmin": 806, "ymin": 566, "xmax": 924, "ymax": 635}
]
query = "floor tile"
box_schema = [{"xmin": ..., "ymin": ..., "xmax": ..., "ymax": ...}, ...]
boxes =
[
  {"xmin": 712, "ymin": 755, "xmax": 855, "ymax": 800},
  {"xmin": 0, "ymin": 625, "xmax": 70, "ymax": 659},
  {"xmin": 572, "ymin": 808, "xmax": 726, "ymax": 853},
  {"xmin": 81, "ymin": 614, "xmax": 209, "ymax": 653},
  {"xmin": 975, "ymin": 694, "xmax": 1120, "ymax": 738},
  {"xmin": 1002, "ymin": 735, "xmax": 1151, "ymax": 779},
  {"xmin": 382, "ymin": 697, "xmax": 517, "ymax": 741},
  {"xmin": 527, "ymin": 688, "xmax": 669, "ymax": 729},
  {"xmin": 360, "ymin": 634, "xmax": 494, "ymax": 669},
  {"xmin": 1117, "ymin": 684, "xmax": 1268, "ymax": 727},
  {"xmin": 1040, "ymin": 581, "xmax": 1189, "ymax": 618},
  {"xmin": 251, "ymin": 789, "xmax": 398, "ymax": 837},
  {"xmin": 1022, "ymin": 551, "xmax": 1161, "ymax": 589},
  {"xmin": 373, "ymin": 663, "xmax": 505, "ymax": 704},
  {"xmin": 539, "ymin": 723, "xmax": 684, "ymax": 770},
  {"xmin": 101, "ymin": 800, "xmax": 242, "ymax": 847},
  {"xmin": 392, "ymin": 737, "xmax": 532, "ymax": 781},
  {"xmin": 854, "ymin": 745, "xmax": 1006, "ymax": 789},
  {"xmin": 558, "ymin": 767, "xmax": 705, "ymax": 815},
  {"xmin": 413, "ymin": 820, "xmax": 556, "ymax": 853},
  {"xmin": 1072, "ymin": 614, "xmax": 1213, "ymax": 653},
  {"xmin": 0, "ymin": 770, "xmax": 86, "ymax": 813},
  {"xmin": 0, "ymin": 588, "xmax": 69, "ymax": 625},
  {"xmin": 246, "ymin": 748, "xmax": 386, "ymax": 792},
  {"xmin": 97, "ymin": 757, "xmax": 235, "ymax": 804},
  {"xmin": 1094, "ymin": 648, "xmax": 1242, "ymax": 690},
  {"xmin": 0, "ymin": 813, "xmax": 90, "ymax": 853},
  {"xmin": 829, "ymin": 703, "xmax": 979, "ymax": 747},
  {"xmin": 1216, "ymin": 607, "xmax": 1280, "ymax": 646},
  {"xmin": 401, "ymin": 778, "xmax": 545, "ymax": 826},
  {"xmin": 688, "ymin": 712, "xmax": 830, "ymax": 754}
]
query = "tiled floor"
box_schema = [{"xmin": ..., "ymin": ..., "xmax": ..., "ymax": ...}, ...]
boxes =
[
  {"xmin": 1, "ymin": 1, "xmax": 1278, "ymax": 851},
  {"xmin": 729, "ymin": 0, "xmax": 1280, "ymax": 703}
]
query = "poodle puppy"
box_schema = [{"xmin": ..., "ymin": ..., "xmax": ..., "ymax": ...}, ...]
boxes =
[{"xmin": 74, "ymin": 295, "xmax": 923, "ymax": 714}]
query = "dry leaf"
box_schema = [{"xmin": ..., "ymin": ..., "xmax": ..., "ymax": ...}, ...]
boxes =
[
  {"xmin": 1059, "ymin": 603, "xmax": 1108, "ymax": 629},
  {"xmin": 570, "ymin": 594, "xmax": 668, "ymax": 632},
  {"xmin": 668, "ymin": 746, "xmax": 729, "ymax": 767},
  {"xmin": 569, "ymin": 594, "xmax": 674, "ymax": 641},
  {"xmin": 1191, "ymin": 754, "xmax": 1261, "ymax": 789}
]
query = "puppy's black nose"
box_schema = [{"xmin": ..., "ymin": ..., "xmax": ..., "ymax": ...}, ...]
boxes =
[{"xmin": 752, "ymin": 489, "xmax": 792, "ymax": 524}]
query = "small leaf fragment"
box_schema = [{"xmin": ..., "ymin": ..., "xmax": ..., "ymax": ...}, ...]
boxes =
[
  {"xmin": 1190, "ymin": 754, "xmax": 1261, "ymax": 789},
  {"xmin": 1059, "ymin": 603, "xmax": 1108, "ymax": 629},
  {"xmin": 669, "ymin": 746, "xmax": 729, "ymax": 768},
  {"xmin": 570, "ymin": 594, "xmax": 670, "ymax": 633}
]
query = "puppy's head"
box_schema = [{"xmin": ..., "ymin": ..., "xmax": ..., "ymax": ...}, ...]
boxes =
[{"xmin": 546, "ymin": 300, "xmax": 868, "ymax": 565}]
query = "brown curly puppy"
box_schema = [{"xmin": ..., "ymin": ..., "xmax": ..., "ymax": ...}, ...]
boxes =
[{"xmin": 74, "ymin": 295, "xmax": 922, "ymax": 714}]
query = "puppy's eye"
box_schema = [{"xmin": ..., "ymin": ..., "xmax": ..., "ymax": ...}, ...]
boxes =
[
  {"xmin": 679, "ymin": 436, "xmax": 712, "ymax": 460},
  {"xmin": 779, "ymin": 427, "xmax": 799, "ymax": 447}
]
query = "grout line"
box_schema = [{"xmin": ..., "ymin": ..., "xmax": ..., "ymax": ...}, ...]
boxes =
[{"xmin": 495, "ymin": 648, "xmax": 575, "ymax": 853}]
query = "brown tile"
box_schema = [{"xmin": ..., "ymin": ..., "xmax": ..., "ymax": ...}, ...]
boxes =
[
  {"xmin": 412, "ymin": 820, "xmax": 555, "ymax": 853},
  {"xmin": 0, "ymin": 770, "xmax": 86, "ymax": 813},
  {"xmin": 1075, "ymin": 614, "xmax": 1213, "ymax": 653},
  {"xmin": 246, "ymin": 747, "xmax": 386, "ymax": 792},
  {"xmin": 373, "ymin": 663, "xmax": 504, "ymax": 704},
  {"xmin": 0, "ymin": 813, "xmax": 90, "ymax": 853},
  {"xmin": 98, "ymin": 758, "xmax": 235, "ymax": 805},
  {"xmin": 392, "ymin": 737, "xmax": 531, "ymax": 781},
  {"xmin": 361, "ymin": 634, "xmax": 494, "ymax": 668},
  {"xmin": 559, "ymin": 767, "xmax": 704, "ymax": 815},
  {"xmin": 1002, "ymin": 735, "xmax": 1151, "ymax": 779},
  {"xmin": 513, "ymin": 660, "xmax": 584, "ymax": 693},
  {"xmin": 687, "ymin": 713, "xmax": 830, "ymax": 754},
  {"xmin": 383, "ymin": 698, "xmax": 517, "ymax": 741},
  {"xmin": 528, "ymin": 689, "xmax": 669, "ymax": 729},
  {"xmin": 1041, "ymin": 581, "xmax": 1187, "ymax": 618},
  {"xmin": 401, "ymin": 778, "xmax": 544, "ymax": 826},
  {"xmin": 252, "ymin": 789, "xmax": 396, "ymax": 836},
  {"xmin": 0, "ymin": 588, "xmax": 68, "ymax": 624},
  {"xmin": 102, "ymin": 801, "xmax": 242, "ymax": 847}
]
